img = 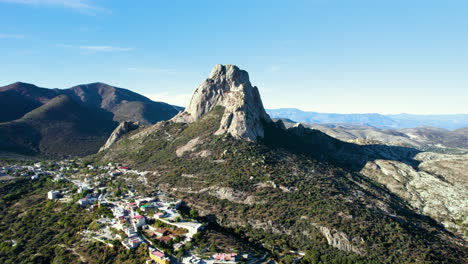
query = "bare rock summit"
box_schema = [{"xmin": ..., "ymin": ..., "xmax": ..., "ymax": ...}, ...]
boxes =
[{"xmin": 172, "ymin": 64, "xmax": 271, "ymax": 141}]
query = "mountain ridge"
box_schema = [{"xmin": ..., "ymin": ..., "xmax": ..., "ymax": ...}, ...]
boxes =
[
  {"xmin": 267, "ymin": 108, "xmax": 468, "ymax": 130},
  {"xmin": 0, "ymin": 81, "xmax": 182, "ymax": 157}
]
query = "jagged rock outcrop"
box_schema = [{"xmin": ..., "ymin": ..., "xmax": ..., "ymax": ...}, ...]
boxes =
[
  {"xmin": 99, "ymin": 121, "xmax": 140, "ymax": 152},
  {"xmin": 311, "ymin": 223, "xmax": 365, "ymax": 255},
  {"xmin": 288, "ymin": 123, "xmax": 308, "ymax": 136},
  {"xmin": 172, "ymin": 64, "xmax": 271, "ymax": 141}
]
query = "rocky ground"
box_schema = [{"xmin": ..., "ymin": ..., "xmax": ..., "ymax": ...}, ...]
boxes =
[{"xmin": 360, "ymin": 152, "xmax": 468, "ymax": 240}]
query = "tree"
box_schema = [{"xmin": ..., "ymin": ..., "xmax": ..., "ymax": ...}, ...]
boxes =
[{"xmin": 189, "ymin": 209, "xmax": 199, "ymax": 219}]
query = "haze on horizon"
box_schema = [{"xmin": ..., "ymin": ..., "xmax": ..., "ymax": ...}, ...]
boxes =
[{"xmin": 1, "ymin": 0, "xmax": 467, "ymax": 115}]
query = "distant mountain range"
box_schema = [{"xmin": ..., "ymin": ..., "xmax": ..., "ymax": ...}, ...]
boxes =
[
  {"xmin": 0, "ymin": 82, "xmax": 182, "ymax": 157},
  {"xmin": 275, "ymin": 119, "xmax": 468, "ymax": 150},
  {"xmin": 266, "ymin": 108, "xmax": 468, "ymax": 130}
]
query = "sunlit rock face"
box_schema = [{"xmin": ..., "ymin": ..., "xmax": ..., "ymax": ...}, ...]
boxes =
[{"xmin": 172, "ymin": 64, "xmax": 271, "ymax": 141}]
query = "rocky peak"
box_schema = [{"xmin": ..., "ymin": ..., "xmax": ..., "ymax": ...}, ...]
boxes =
[
  {"xmin": 99, "ymin": 121, "xmax": 140, "ymax": 152},
  {"xmin": 172, "ymin": 64, "xmax": 271, "ymax": 141},
  {"xmin": 288, "ymin": 123, "xmax": 308, "ymax": 136}
]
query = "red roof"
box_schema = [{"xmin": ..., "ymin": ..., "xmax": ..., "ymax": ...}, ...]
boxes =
[
  {"xmin": 214, "ymin": 253, "xmax": 238, "ymax": 261},
  {"xmin": 134, "ymin": 215, "xmax": 145, "ymax": 219},
  {"xmin": 120, "ymin": 166, "xmax": 130, "ymax": 170},
  {"xmin": 154, "ymin": 228, "xmax": 167, "ymax": 233},
  {"xmin": 151, "ymin": 250, "xmax": 165, "ymax": 257},
  {"xmin": 157, "ymin": 236, "xmax": 172, "ymax": 243}
]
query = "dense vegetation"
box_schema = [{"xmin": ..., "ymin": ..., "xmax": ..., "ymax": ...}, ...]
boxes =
[
  {"xmin": 96, "ymin": 106, "xmax": 467, "ymax": 264},
  {"xmin": 0, "ymin": 176, "xmax": 149, "ymax": 264}
]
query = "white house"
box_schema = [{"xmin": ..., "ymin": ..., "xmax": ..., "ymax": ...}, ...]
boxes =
[
  {"xmin": 132, "ymin": 215, "xmax": 146, "ymax": 228},
  {"xmin": 47, "ymin": 190, "xmax": 60, "ymax": 200}
]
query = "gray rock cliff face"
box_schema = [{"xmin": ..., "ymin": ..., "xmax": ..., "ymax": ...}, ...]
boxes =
[
  {"xmin": 360, "ymin": 152, "xmax": 468, "ymax": 240},
  {"xmin": 172, "ymin": 64, "xmax": 271, "ymax": 141},
  {"xmin": 99, "ymin": 121, "xmax": 140, "ymax": 152}
]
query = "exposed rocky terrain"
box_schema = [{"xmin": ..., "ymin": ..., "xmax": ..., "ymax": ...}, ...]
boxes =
[
  {"xmin": 277, "ymin": 119, "xmax": 468, "ymax": 150},
  {"xmin": 361, "ymin": 152, "xmax": 468, "ymax": 239},
  {"xmin": 279, "ymin": 119, "xmax": 468, "ymax": 239},
  {"xmin": 172, "ymin": 64, "xmax": 271, "ymax": 141},
  {"xmin": 99, "ymin": 121, "xmax": 141, "ymax": 152}
]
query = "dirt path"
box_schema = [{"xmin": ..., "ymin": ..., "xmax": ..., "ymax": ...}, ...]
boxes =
[{"xmin": 58, "ymin": 244, "xmax": 88, "ymax": 263}]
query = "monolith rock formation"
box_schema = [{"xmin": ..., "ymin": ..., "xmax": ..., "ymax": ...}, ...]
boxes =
[{"xmin": 172, "ymin": 64, "xmax": 271, "ymax": 141}]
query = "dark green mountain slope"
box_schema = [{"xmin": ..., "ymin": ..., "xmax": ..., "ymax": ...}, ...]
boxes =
[
  {"xmin": 0, "ymin": 82, "xmax": 182, "ymax": 157},
  {"xmin": 0, "ymin": 95, "xmax": 117, "ymax": 157},
  {"xmin": 0, "ymin": 82, "xmax": 59, "ymax": 122}
]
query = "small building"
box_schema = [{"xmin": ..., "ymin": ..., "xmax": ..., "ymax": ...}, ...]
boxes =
[
  {"xmin": 78, "ymin": 186, "xmax": 91, "ymax": 194},
  {"xmin": 122, "ymin": 235, "xmax": 143, "ymax": 249},
  {"xmin": 31, "ymin": 175, "xmax": 39, "ymax": 180},
  {"xmin": 132, "ymin": 215, "xmax": 146, "ymax": 227},
  {"xmin": 157, "ymin": 235, "xmax": 173, "ymax": 244},
  {"xmin": 213, "ymin": 253, "xmax": 238, "ymax": 262},
  {"xmin": 153, "ymin": 228, "xmax": 170, "ymax": 237},
  {"xmin": 125, "ymin": 226, "xmax": 137, "ymax": 236},
  {"xmin": 77, "ymin": 198, "xmax": 89, "ymax": 207},
  {"xmin": 141, "ymin": 204, "xmax": 157, "ymax": 213},
  {"xmin": 149, "ymin": 249, "xmax": 170, "ymax": 264},
  {"xmin": 154, "ymin": 212, "xmax": 166, "ymax": 219},
  {"xmin": 127, "ymin": 202, "xmax": 138, "ymax": 211},
  {"xmin": 47, "ymin": 190, "xmax": 60, "ymax": 200}
]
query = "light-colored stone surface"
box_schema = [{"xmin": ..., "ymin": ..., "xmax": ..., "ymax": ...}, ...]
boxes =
[
  {"xmin": 172, "ymin": 64, "xmax": 271, "ymax": 141},
  {"xmin": 176, "ymin": 137, "xmax": 201, "ymax": 157},
  {"xmin": 99, "ymin": 121, "xmax": 139, "ymax": 152},
  {"xmin": 311, "ymin": 223, "xmax": 365, "ymax": 255},
  {"xmin": 203, "ymin": 186, "xmax": 257, "ymax": 205},
  {"xmin": 361, "ymin": 152, "xmax": 468, "ymax": 239}
]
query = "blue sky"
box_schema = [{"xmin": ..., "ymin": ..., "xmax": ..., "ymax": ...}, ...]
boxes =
[{"xmin": 1, "ymin": 0, "xmax": 467, "ymax": 114}]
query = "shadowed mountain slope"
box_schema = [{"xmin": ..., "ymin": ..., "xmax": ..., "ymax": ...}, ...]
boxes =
[
  {"xmin": 0, "ymin": 82, "xmax": 182, "ymax": 157},
  {"xmin": 0, "ymin": 95, "xmax": 117, "ymax": 157}
]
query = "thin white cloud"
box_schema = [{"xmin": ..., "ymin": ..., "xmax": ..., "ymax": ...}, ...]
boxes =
[
  {"xmin": 144, "ymin": 92, "xmax": 192, "ymax": 107},
  {"xmin": 0, "ymin": 0, "xmax": 104, "ymax": 12},
  {"xmin": 79, "ymin": 45, "xmax": 134, "ymax": 52},
  {"xmin": 0, "ymin": 33, "xmax": 25, "ymax": 39},
  {"xmin": 126, "ymin": 67, "xmax": 176, "ymax": 74}
]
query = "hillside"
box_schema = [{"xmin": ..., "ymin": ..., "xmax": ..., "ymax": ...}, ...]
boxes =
[
  {"xmin": 0, "ymin": 95, "xmax": 117, "ymax": 157},
  {"xmin": 0, "ymin": 82, "xmax": 59, "ymax": 122},
  {"xmin": 64, "ymin": 82, "xmax": 182, "ymax": 125},
  {"xmin": 0, "ymin": 82, "xmax": 182, "ymax": 157},
  {"xmin": 95, "ymin": 65, "xmax": 467, "ymax": 263},
  {"xmin": 276, "ymin": 119, "xmax": 468, "ymax": 150}
]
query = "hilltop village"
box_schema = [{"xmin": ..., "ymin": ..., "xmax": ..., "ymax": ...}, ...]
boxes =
[{"xmin": 1, "ymin": 160, "xmax": 265, "ymax": 264}]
